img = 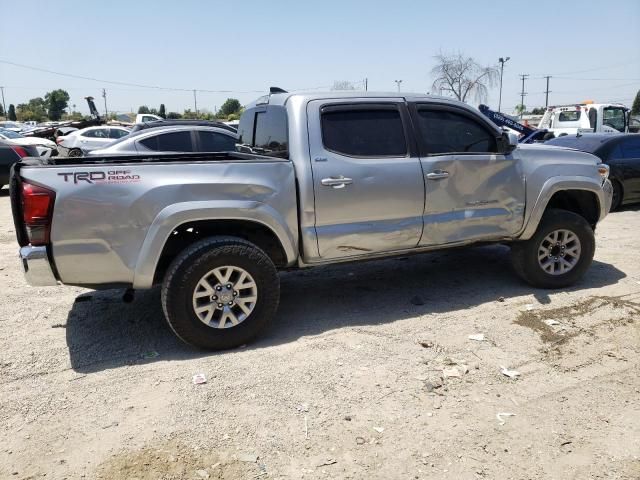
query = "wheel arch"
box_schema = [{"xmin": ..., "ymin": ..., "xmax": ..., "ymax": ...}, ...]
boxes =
[
  {"xmin": 132, "ymin": 202, "xmax": 298, "ymax": 289},
  {"xmin": 520, "ymin": 177, "xmax": 606, "ymax": 240}
]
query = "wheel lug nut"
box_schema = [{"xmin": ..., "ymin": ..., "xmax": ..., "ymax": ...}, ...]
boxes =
[
  {"xmin": 228, "ymin": 301, "xmax": 233, "ymax": 306},
  {"xmin": 212, "ymin": 295, "xmax": 218, "ymax": 300},
  {"xmin": 217, "ymin": 303, "xmax": 223, "ymax": 308},
  {"xmin": 233, "ymin": 291, "xmax": 238, "ymax": 296},
  {"xmin": 226, "ymin": 284, "xmax": 232, "ymax": 289},
  {"xmin": 216, "ymin": 286, "xmax": 222, "ymax": 291}
]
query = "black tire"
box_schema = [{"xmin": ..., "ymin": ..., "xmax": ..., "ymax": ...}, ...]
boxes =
[
  {"xmin": 610, "ymin": 180, "xmax": 623, "ymax": 211},
  {"xmin": 161, "ymin": 236, "xmax": 280, "ymax": 350},
  {"xmin": 68, "ymin": 148, "xmax": 83, "ymax": 157},
  {"xmin": 511, "ymin": 209, "xmax": 595, "ymax": 289}
]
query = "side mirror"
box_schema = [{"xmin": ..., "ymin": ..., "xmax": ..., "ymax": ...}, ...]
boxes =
[{"xmin": 498, "ymin": 131, "xmax": 518, "ymax": 154}]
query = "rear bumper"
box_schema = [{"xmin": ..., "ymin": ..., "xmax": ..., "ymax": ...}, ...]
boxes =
[{"xmin": 19, "ymin": 246, "xmax": 58, "ymax": 286}]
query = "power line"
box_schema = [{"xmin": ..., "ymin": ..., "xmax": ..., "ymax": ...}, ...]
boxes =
[
  {"xmin": 533, "ymin": 61, "xmax": 634, "ymax": 77},
  {"xmin": 0, "ymin": 59, "xmax": 265, "ymax": 94}
]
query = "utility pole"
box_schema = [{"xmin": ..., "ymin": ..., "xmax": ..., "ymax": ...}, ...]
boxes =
[
  {"xmin": 193, "ymin": 89, "xmax": 198, "ymax": 116},
  {"xmin": 518, "ymin": 74, "xmax": 529, "ymax": 118},
  {"xmin": 497, "ymin": 57, "xmax": 510, "ymax": 112},
  {"xmin": 0, "ymin": 86, "xmax": 6, "ymax": 118},
  {"xmin": 102, "ymin": 88, "xmax": 108, "ymax": 119},
  {"xmin": 394, "ymin": 79, "xmax": 403, "ymax": 92},
  {"xmin": 543, "ymin": 75, "xmax": 552, "ymax": 107},
  {"xmin": 364, "ymin": 78, "xmax": 368, "ymax": 91}
]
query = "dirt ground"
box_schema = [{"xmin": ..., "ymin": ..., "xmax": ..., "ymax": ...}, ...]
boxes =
[{"xmin": 0, "ymin": 188, "xmax": 639, "ymax": 480}]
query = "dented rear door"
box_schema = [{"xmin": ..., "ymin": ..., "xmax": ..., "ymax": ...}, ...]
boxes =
[{"xmin": 307, "ymin": 99, "xmax": 425, "ymax": 259}]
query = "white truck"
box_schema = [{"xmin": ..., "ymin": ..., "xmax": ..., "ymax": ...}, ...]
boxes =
[{"xmin": 538, "ymin": 102, "xmax": 629, "ymax": 137}]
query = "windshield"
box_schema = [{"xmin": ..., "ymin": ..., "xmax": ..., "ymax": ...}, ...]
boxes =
[{"xmin": 0, "ymin": 129, "xmax": 23, "ymax": 139}]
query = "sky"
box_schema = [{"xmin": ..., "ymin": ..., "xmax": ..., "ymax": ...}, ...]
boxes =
[{"xmin": 1, "ymin": 0, "xmax": 639, "ymax": 116}]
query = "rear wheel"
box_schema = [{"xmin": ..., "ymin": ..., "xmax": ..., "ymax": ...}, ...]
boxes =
[
  {"xmin": 68, "ymin": 148, "xmax": 83, "ymax": 157},
  {"xmin": 161, "ymin": 237, "xmax": 279, "ymax": 350},
  {"xmin": 511, "ymin": 209, "xmax": 595, "ymax": 288}
]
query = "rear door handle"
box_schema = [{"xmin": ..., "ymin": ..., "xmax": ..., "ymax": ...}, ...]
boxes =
[
  {"xmin": 426, "ymin": 170, "xmax": 450, "ymax": 180},
  {"xmin": 321, "ymin": 176, "xmax": 353, "ymax": 188}
]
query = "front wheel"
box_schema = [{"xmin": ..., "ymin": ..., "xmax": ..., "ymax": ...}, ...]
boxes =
[
  {"xmin": 610, "ymin": 180, "xmax": 623, "ymax": 211},
  {"xmin": 511, "ymin": 209, "xmax": 595, "ymax": 288},
  {"xmin": 161, "ymin": 237, "xmax": 280, "ymax": 350}
]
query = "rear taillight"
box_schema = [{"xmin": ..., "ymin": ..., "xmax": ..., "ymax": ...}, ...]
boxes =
[
  {"xmin": 21, "ymin": 182, "xmax": 55, "ymax": 246},
  {"xmin": 12, "ymin": 146, "xmax": 28, "ymax": 158}
]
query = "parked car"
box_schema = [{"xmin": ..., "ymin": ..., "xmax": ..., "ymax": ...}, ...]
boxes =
[
  {"xmin": 546, "ymin": 133, "xmax": 640, "ymax": 210},
  {"xmin": 57, "ymin": 126, "xmax": 131, "ymax": 156},
  {"xmin": 0, "ymin": 121, "xmax": 24, "ymax": 133},
  {"xmin": 0, "ymin": 129, "xmax": 56, "ymax": 158},
  {"xmin": 0, "ymin": 139, "xmax": 39, "ymax": 187},
  {"xmin": 129, "ymin": 119, "xmax": 237, "ymax": 135},
  {"xmin": 10, "ymin": 91, "xmax": 612, "ymax": 350},
  {"xmin": 629, "ymin": 116, "xmax": 640, "ymax": 134},
  {"xmin": 88, "ymin": 125, "xmax": 237, "ymax": 156}
]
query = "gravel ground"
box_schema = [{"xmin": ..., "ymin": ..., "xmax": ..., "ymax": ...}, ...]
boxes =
[{"xmin": 0, "ymin": 187, "xmax": 639, "ymax": 480}]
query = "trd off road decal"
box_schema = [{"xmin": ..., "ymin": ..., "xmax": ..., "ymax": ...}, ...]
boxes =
[{"xmin": 57, "ymin": 170, "xmax": 141, "ymax": 184}]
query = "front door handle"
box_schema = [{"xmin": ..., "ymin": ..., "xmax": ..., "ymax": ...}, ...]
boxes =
[
  {"xmin": 321, "ymin": 176, "xmax": 353, "ymax": 188},
  {"xmin": 426, "ymin": 170, "xmax": 450, "ymax": 180}
]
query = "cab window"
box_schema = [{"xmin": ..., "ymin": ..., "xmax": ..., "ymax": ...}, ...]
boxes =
[
  {"xmin": 603, "ymin": 107, "xmax": 626, "ymax": 132},
  {"xmin": 415, "ymin": 108, "xmax": 496, "ymax": 154},
  {"xmin": 558, "ymin": 111, "xmax": 581, "ymax": 122},
  {"xmin": 321, "ymin": 107, "xmax": 406, "ymax": 157}
]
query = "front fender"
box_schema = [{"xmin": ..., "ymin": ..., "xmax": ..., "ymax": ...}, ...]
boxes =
[
  {"xmin": 132, "ymin": 200, "xmax": 298, "ymax": 288},
  {"xmin": 519, "ymin": 176, "xmax": 611, "ymax": 240}
]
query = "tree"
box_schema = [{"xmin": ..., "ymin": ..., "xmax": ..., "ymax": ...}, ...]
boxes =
[
  {"xmin": 44, "ymin": 89, "xmax": 70, "ymax": 121},
  {"xmin": 431, "ymin": 53, "xmax": 499, "ymax": 103},
  {"xmin": 218, "ymin": 98, "xmax": 242, "ymax": 117},
  {"xmin": 8, "ymin": 104, "xmax": 17, "ymax": 121},
  {"xmin": 167, "ymin": 111, "xmax": 182, "ymax": 119},
  {"xmin": 632, "ymin": 90, "xmax": 640, "ymax": 116},
  {"xmin": 530, "ymin": 107, "xmax": 546, "ymax": 115},
  {"xmin": 514, "ymin": 104, "xmax": 526, "ymax": 116},
  {"xmin": 159, "ymin": 104, "xmax": 166, "ymax": 119},
  {"xmin": 16, "ymin": 97, "xmax": 47, "ymax": 122},
  {"xmin": 0, "ymin": 103, "xmax": 4, "ymax": 118},
  {"xmin": 331, "ymin": 80, "xmax": 356, "ymax": 91},
  {"xmin": 137, "ymin": 105, "xmax": 150, "ymax": 114}
]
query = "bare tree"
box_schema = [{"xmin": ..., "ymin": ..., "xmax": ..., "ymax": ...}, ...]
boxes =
[
  {"xmin": 431, "ymin": 53, "xmax": 499, "ymax": 103},
  {"xmin": 331, "ymin": 80, "xmax": 356, "ymax": 91}
]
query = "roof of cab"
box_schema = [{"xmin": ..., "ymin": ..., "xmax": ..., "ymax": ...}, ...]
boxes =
[{"xmin": 247, "ymin": 91, "xmax": 465, "ymax": 108}]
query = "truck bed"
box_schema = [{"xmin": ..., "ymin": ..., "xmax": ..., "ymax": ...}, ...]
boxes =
[{"xmin": 11, "ymin": 151, "xmax": 299, "ymax": 288}]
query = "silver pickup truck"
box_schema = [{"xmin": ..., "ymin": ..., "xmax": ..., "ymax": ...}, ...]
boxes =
[{"xmin": 11, "ymin": 91, "xmax": 613, "ymax": 349}]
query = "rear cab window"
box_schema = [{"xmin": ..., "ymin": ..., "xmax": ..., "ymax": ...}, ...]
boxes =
[
  {"xmin": 558, "ymin": 111, "xmax": 581, "ymax": 122},
  {"xmin": 236, "ymin": 106, "xmax": 288, "ymax": 158}
]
